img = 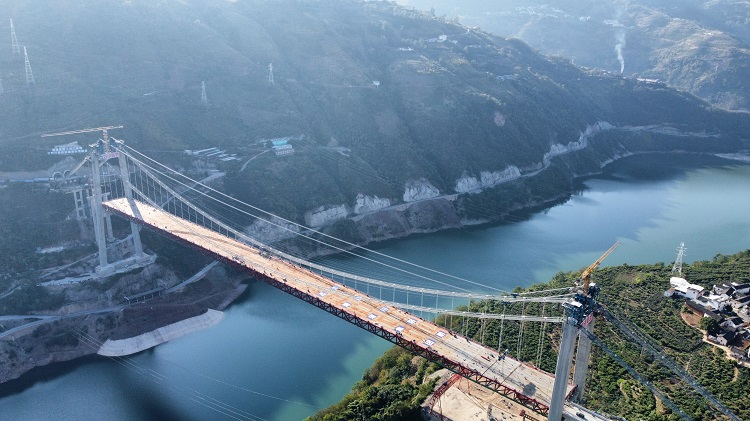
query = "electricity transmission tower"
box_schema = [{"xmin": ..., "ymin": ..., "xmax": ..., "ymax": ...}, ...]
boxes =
[
  {"xmin": 10, "ymin": 19, "xmax": 20, "ymax": 55},
  {"xmin": 267, "ymin": 63, "xmax": 274, "ymax": 86},
  {"xmin": 671, "ymin": 242, "xmax": 686, "ymax": 276},
  {"xmin": 24, "ymin": 46, "xmax": 35, "ymax": 84},
  {"xmin": 201, "ymin": 80, "xmax": 207, "ymax": 106}
]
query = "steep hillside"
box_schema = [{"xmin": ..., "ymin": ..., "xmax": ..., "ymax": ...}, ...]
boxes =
[
  {"xmin": 407, "ymin": 0, "xmax": 750, "ymax": 111},
  {"xmin": 312, "ymin": 250, "xmax": 750, "ymax": 420},
  {"xmin": 1, "ymin": 0, "xmax": 749, "ymax": 250}
]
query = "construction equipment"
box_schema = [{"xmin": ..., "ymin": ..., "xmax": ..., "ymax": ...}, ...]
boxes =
[
  {"xmin": 42, "ymin": 126, "xmax": 123, "ymax": 154},
  {"xmin": 41, "ymin": 125, "xmax": 123, "ymax": 139},
  {"xmin": 580, "ymin": 242, "xmax": 619, "ymax": 295},
  {"xmin": 428, "ymin": 373, "xmax": 462, "ymax": 419}
]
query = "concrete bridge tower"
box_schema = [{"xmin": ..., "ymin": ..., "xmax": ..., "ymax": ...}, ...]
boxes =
[{"xmin": 548, "ymin": 302, "xmax": 582, "ymax": 421}]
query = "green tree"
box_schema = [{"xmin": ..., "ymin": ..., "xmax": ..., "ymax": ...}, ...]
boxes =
[{"xmin": 699, "ymin": 317, "xmax": 720, "ymax": 335}]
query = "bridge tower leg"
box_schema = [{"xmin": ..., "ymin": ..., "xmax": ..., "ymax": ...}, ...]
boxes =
[
  {"xmin": 548, "ymin": 317, "xmax": 578, "ymax": 421},
  {"xmin": 117, "ymin": 146, "xmax": 145, "ymax": 260},
  {"xmin": 90, "ymin": 149, "xmax": 113, "ymax": 274},
  {"xmin": 105, "ymin": 211, "xmax": 114, "ymax": 241},
  {"xmin": 572, "ymin": 317, "xmax": 595, "ymax": 402}
]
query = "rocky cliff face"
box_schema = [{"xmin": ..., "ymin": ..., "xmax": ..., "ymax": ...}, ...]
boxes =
[
  {"xmin": 455, "ymin": 166, "xmax": 522, "ymax": 193},
  {"xmin": 245, "ymin": 217, "xmax": 301, "ymax": 244},
  {"xmin": 543, "ymin": 121, "xmax": 614, "ymax": 166},
  {"xmin": 354, "ymin": 197, "xmax": 462, "ymax": 244},
  {"xmin": 305, "ymin": 204, "xmax": 349, "ymax": 228},
  {"xmin": 403, "ymin": 179, "xmax": 441, "ymax": 202},
  {"xmin": 354, "ymin": 194, "xmax": 391, "ymax": 215},
  {"xmin": 294, "ymin": 119, "xmax": 747, "ymax": 253}
]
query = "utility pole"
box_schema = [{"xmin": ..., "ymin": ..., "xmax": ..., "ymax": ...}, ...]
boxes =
[
  {"xmin": 10, "ymin": 19, "xmax": 20, "ymax": 55},
  {"xmin": 24, "ymin": 46, "xmax": 35, "ymax": 84},
  {"xmin": 201, "ymin": 80, "xmax": 207, "ymax": 106},
  {"xmin": 267, "ymin": 63, "xmax": 274, "ymax": 86}
]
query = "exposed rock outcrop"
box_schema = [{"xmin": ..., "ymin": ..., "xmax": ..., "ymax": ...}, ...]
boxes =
[
  {"xmin": 305, "ymin": 204, "xmax": 348, "ymax": 228},
  {"xmin": 454, "ymin": 166, "xmax": 522, "ymax": 193},
  {"xmin": 354, "ymin": 194, "xmax": 391, "ymax": 215},
  {"xmin": 354, "ymin": 197, "xmax": 461, "ymax": 244},
  {"xmin": 543, "ymin": 121, "xmax": 614, "ymax": 165},
  {"xmin": 403, "ymin": 178, "xmax": 440, "ymax": 202},
  {"xmin": 245, "ymin": 216, "xmax": 301, "ymax": 243}
]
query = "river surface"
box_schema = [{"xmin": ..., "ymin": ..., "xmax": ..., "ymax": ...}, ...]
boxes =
[{"xmin": 2, "ymin": 154, "xmax": 749, "ymax": 420}]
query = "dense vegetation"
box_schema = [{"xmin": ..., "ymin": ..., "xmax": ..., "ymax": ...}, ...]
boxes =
[
  {"xmin": 0, "ymin": 184, "xmax": 82, "ymax": 312},
  {"xmin": 315, "ymin": 250, "xmax": 750, "ymax": 420},
  {"xmin": 306, "ymin": 347, "xmax": 438, "ymax": 421}
]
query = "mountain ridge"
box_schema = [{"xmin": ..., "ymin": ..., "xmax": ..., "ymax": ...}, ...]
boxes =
[{"xmin": 0, "ymin": 0, "xmax": 748, "ymax": 242}]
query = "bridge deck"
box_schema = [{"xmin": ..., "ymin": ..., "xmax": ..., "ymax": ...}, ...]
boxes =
[{"xmin": 103, "ymin": 198, "xmax": 573, "ymax": 414}]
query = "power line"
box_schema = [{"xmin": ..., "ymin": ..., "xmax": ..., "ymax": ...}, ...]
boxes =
[
  {"xmin": 75, "ymin": 332, "xmax": 271, "ymax": 421},
  {"xmin": 123, "ymin": 145, "xmax": 513, "ymax": 294}
]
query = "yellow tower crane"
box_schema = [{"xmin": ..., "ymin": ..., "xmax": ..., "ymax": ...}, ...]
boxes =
[
  {"xmin": 42, "ymin": 126, "xmax": 123, "ymax": 153},
  {"xmin": 581, "ymin": 241, "xmax": 620, "ymax": 295}
]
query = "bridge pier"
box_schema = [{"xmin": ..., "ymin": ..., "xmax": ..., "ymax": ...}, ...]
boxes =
[
  {"xmin": 548, "ymin": 317, "xmax": 578, "ymax": 421},
  {"xmin": 572, "ymin": 317, "xmax": 595, "ymax": 402}
]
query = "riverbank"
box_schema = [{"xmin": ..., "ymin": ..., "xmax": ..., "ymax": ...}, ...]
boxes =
[
  {"xmin": 272, "ymin": 145, "xmax": 750, "ymax": 261},
  {"xmin": 0, "ymin": 263, "xmax": 247, "ymax": 384},
  {"xmin": 98, "ymin": 309, "xmax": 225, "ymax": 356},
  {"xmin": 2, "ymin": 155, "xmax": 750, "ymax": 420}
]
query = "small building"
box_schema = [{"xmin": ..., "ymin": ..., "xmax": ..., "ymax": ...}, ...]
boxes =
[
  {"xmin": 712, "ymin": 284, "xmax": 735, "ymax": 297},
  {"xmin": 273, "ymin": 144, "xmax": 294, "ymax": 156},
  {"xmin": 696, "ymin": 293, "xmax": 730, "ymax": 312},
  {"xmin": 685, "ymin": 300, "xmax": 722, "ymax": 321},
  {"xmin": 49, "ymin": 142, "xmax": 86, "ymax": 155},
  {"xmin": 711, "ymin": 330, "xmax": 736, "ymax": 346},
  {"xmin": 730, "ymin": 346, "xmax": 748, "ymax": 360},
  {"xmin": 670, "ymin": 277, "xmax": 705, "ymax": 300},
  {"xmin": 733, "ymin": 295, "xmax": 750, "ymax": 307},
  {"xmin": 721, "ymin": 317, "xmax": 745, "ymax": 330},
  {"xmin": 731, "ymin": 282, "xmax": 750, "ymax": 295},
  {"xmin": 730, "ymin": 346, "xmax": 744, "ymax": 359}
]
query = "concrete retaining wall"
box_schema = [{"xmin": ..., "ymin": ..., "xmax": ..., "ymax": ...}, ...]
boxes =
[{"xmin": 97, "ymin": 309, "xmax": 224, "ymax": 356}]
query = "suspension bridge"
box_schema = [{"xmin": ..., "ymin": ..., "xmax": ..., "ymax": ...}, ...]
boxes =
[
  {"xmin": 34, "ymin": 129, "xmax": 741, "ymax": 421},
  {"xmin": 92, "ymin": 136, "xmax": 579, "ymax": 418}
]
